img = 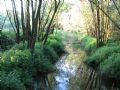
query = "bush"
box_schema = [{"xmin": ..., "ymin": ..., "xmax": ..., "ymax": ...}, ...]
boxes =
[
  {"xmin": 12, "ymin": 42, "xmax": 28, "ymax": 50},
  {"xmin": 85, "ymin": 45, "xmax": 120, "ymax": 68},
  {"xmin": 0, "ymin": 49, "xmax": 34, "ymax": 73},
  {"xmin": 47, "ymin": 33, "xmax": 65, "ymax": 56},
  {"xmin": 42, "ymin": 45, "xmax": 59, "ymax": 64},
  {"xmin": 100, "ymin": 53, "xmax": 120, "ymax": 80},
  {"xmin": 0, "ymin": 49, "xmax": 35, "ymax": 87},
  {"xmin": 85, "ymin": 40, "xmax": 120, "ymax": 87},
  {"xmin": 3, "ymin": 31, "xmax": 24, "ymax": 42},
  {"xmin": 18, "ymin": 70, "xmax": 33, "ymax": 87},
  {"xmin": 3, "ymin": 31, "xmax": 16, "ymax": 40},
  {"xmin": 0, "ymin": 71, "xmax": 25, "ymax": 90},
  {"xmin": 34, "ymin": 48, "xmax": 55, "ymax": 74},
  {"xmin": 81, "ymin": 36, "xmax": 96, "ymax": 53},
  {"xmin": 47, "ymin": 39, "xmax": 65, "ymax": 56},
  {"xmin": 0, "ymin": 33, "xmax": 64, "ymax": 89},
  {"xmin": 48, "ymin": 34, "xmax": 62, "ymax": 43},
  {"xmin": 106, "ymin": 39, "xmax": 120, "ymax": 47},
  {"xmin": 0, "ymin": 33, "xmax": 15, "ymax": 50}
]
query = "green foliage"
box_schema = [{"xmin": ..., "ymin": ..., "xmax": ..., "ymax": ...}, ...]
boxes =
[
  {"xmin": 0, "ymin": 33, "xmax": 15, "ymax": 50},
  {"xmin": 47, "ymin": 39, "xmax": 65, "ymax": 56},
  {"xmin": 48, "ymin": 34, "xmax": 62, "ymax": 43},
  {"xmin": 47, "ymin": 33, "xmax": 65, "ymax": 56},
  {"xmin": 42, "ymin": 45, "xmax": 59, "ymax": 64},
  {"xmin": 100, "ymin": 53, "xmax": 120, "ymax": 80},
  {"xmin": 0, "ymin": 44, "xmax": 58, "ymax": 89},
  {"xmin": 0, "ymin": 49, "xmax": 35, "ymax": 87},
  {"xmin": 86, "ymin": 45, "xmax": 120, "ymax": 68},
  {"xmin": 33, "ymin": 48, "xmax": 55, "ymax": 74},
  {"xmin": 3, "ymin": 31, "xmax": 16, "ymax": 40},
  {"xmin": 12, "ymin": 42, "xmax": 28, "ymax": 50},
  {"xmin": 81, "ymin": 36, "xmax": 96, "ymax": 54},
  {"xmin": 86, "ymin": 46, "xmax": 113, "ymax": 67},
  {"xmin": 0, "ymin": 49, "xmax": 34, "ymax": 73},
  {"xmin": 85, "ymin": 40, "xmax": 120, "ymax": 84},
  {"xmin": 0, "ymin": 71, "xmax": 25, "ymax": 90},
  {"xmin": 106, "ymin": 39, "xmax": 120, "ymax": 46},
  {"xmin": 18, "ymin": 71, "xmax": 33, "ymax": 87},
  {"xmin": 0, "ymin": 32, "xmax": 65, "ymax": 89},
  {"xmin": 59, "ymin": 2, "xmax": 72, "ymax": 12}
]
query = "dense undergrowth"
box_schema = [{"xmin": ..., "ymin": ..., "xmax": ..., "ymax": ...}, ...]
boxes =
[
  {"xmin": 0, "ymin": 32, "xmax": 65, "ymax": 90},
  {"xmin": 0, "ymin": 32, "xmax": 15, "ymax": 51},
  {"xmin": 80, "ymin": 36, "xmax": 96, "ymax": 54},
  {"xmin": 81, "ymin": 36, "xmax": 120, "ymax": 88}
]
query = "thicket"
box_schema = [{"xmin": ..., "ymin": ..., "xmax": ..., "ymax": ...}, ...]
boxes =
[
  {"xmin": 0, "ymin": 33, "xmax": 65, "ymax": 90},
  {"xmin": 81, "ymin": 36, "xmax": 96, "ymax": 54},
  {"xmin": 0, "ymin": 32, "xmax": 15, "ymax": 51},
  {"xmin": 83, "ymin": 38, "xmax": 120, "ymax": 86},
  {"xmin": 81, "ymin": 0, "xmax": 120, "ymax": 88},
  {"xmin": 47, "ymin": 34, "xmax": 65, "ymax": 56}
]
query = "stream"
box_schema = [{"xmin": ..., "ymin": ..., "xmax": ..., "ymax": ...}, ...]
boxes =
[
  {"xmin": 48, "ymin": 46, "xmax": 89, "ymax": 90},
  {"xmin": 48, "ymin": 32, "xmax": 109, "ymax": 90},
  {"xmin": 48, "ymin": 32, "xmax": 90, "ymax": 90},
  {"xmin": 34, "ymin": 32, "xmax": 109, "ymax": 90}
]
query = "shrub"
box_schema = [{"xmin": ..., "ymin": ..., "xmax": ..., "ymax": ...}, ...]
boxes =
[
  {"xmin": 47, "ymin": 33, "xmax": 65, "ymax": 56},
  {"xmin": 0, "ymin": 49, "xmax": 34, "ymax": 73},
  {"xmin": 3, "ymin": 31, "xmax": 16, "ymax": 40},
  {"xmin": 3, "ymin": 31, "xmax": 24, "ymax": 42},
  {"xmin": 48, "ymin": 34, "xmax": 62, "ymax": 43},
  {"xmin": 0, "ymin": 33, "xmax": 15, "ymax": 50},
  {"xmin": 47, "ymin": 39, "xmax": 65, "ymax": 56},
  {"xmin": 42, "ymin": 45, "xmax": 59, "ymax": 64},
  {"xmin": 0, "ymin": 49, "xmax": 35, "ymax": 87},
  {"xmin": 0, "ymin": 40, "xmax": 63, "ymax": 89},
  {"xmin": 12, "ymin": 42, "xmax": 28, "ymax": 50},
  {"xmin": 85, "ymin": 45, "xmax": 120, "ymax": 68},
  {"xmin": 106, "ymin": 39, "xmax": 120, "ymax": 47},
  {"xmin": 100, "ymin": 53, "xmax": 120, "ymax": 80},
  {"xmin": 33, "ymin": 48, "xmax": 55, "ymax": 74},
  {"xmin": 85, "ymin": 40, "xmax": 120, "ymax": 88},
  {"xmin": 81, "ymin": 36, "xmax": 96, "ymax": 53},
  {"xmin": 35, "ymin": 42, "xmax": 42, "ymax": 49},
  {"xmin": 0, "ymin": 71, "xmax": 25, "ymax": 90},
  {"xmin": 18, "ymin": 70, "xmax": 33, "ymax": 87}
]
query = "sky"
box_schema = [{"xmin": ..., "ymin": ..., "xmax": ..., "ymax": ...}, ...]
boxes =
[
  {"xmin": 0, "ymin": 0, "xmax": 79, "ymax": 14},
  {"xmin": 58, "ymin": 0, "xmax": 86, "ymax": 31},
  {"xmin": 0, "ymin": 0, "xmax": 21, "ymax": 14},
  {"xmin": 0, "ymin": 0, "xmax": 87, "ymax": 32}
]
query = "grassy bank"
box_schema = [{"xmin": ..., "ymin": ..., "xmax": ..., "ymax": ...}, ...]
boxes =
[{"xmin": 81, "ymin": 36, "xmax": 120, "ymax": 89}]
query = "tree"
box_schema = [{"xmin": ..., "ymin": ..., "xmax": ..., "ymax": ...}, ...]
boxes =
[
  {"xmin": 88, "ymin": 0, "xmax": 120, "ymax": 47},
  {"xmin": 4, "ymin": 0, "xmax": 64, "ymax": 52}
]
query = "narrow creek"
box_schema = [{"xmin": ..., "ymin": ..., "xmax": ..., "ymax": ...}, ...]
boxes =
[
  {"xmin": 33, "ymin": 32, "xmax": 110, "ymax": 90},
  {"xmin": 48, "ymin": 46, "xmax": 89, "ymax": 90},
  {"xmin": 48, "ymin": 32, "xmax": 90, "ymax": 90},
  {"xmin": 47, "ymin": 32, "xmax": 109, "ymax": 90}
]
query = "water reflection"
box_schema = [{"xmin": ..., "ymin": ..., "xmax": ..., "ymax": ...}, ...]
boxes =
[
  {"xmin": 47, "ymin": 32, "xmax": 110, "ymax": 90},
  {"xmin": 54, "ymin": 55, "xmax": 69, "ymax": 90},
  {"xmin": 48, "ymin": 42, "xmax": 87, "ymax": 90}
]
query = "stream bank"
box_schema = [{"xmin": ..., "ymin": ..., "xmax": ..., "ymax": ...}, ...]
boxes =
[
  {"xmin": 47, "ymin": 31, "xmax": 110, "ymax": 90},
  {"xmin": 34, "ymin": 31, "xmax": 111, "ymax": 90}
]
